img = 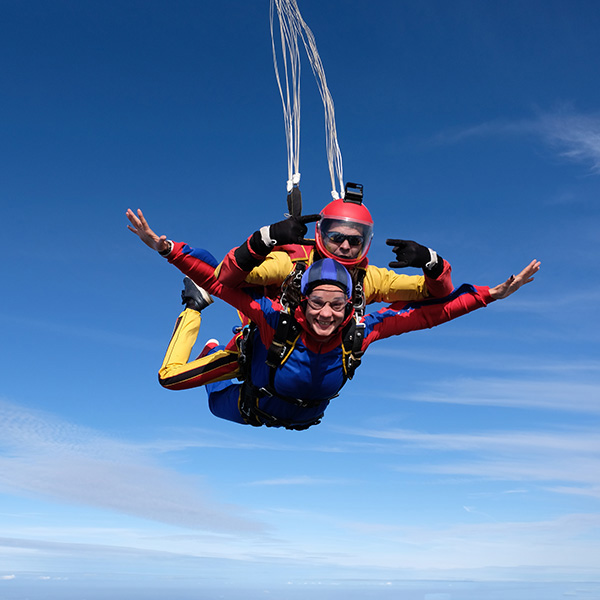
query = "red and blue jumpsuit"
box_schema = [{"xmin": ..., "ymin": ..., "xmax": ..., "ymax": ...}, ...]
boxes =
[{"xmin": 157, "ymin": 241, "xmax": 493, "ymax": 429}]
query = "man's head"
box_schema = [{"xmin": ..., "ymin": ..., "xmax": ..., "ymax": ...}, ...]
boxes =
[
  {"xmin": 300, "ymin": 258, "xmax": 352, "ymax": 338},
  {"xmin": 315, "ymin": 198, "xmax": 374, "ymax": 267}
]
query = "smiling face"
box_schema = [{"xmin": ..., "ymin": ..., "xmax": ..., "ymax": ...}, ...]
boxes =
[{"xmin": 304, "ymin": 284, "xmax": 348, "ymax": 339}]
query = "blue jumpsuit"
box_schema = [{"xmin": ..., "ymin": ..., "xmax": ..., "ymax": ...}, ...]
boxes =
[{"xmin": 159, "ymin": 242, "xmax": 493, "ymax": 429}]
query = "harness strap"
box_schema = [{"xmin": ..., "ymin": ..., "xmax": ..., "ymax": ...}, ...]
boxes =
[
  {"xmin": 236, "ymin": 323, "xmax": 254, "ymax": 382},
  {"xmin": 265, "ymin": 260, "xmax": 306, "ymax": 370},
  {"xmin": 341, "ymin": 317, "xmax": 365, "ymax": 380},
  {"xmin": 265, "ymin": 310, "xmax": 298, "ymax": 369},
  {"xmin": 352, "ymin": 268, "xmax": 367, "ymax": 318},
  {"xmin": 239, "ymin": 383, "xmax": 324, "ymax": 430},
  {"xmin": 278, "ymin": 260, "xmax": 307, "ymax": 312},
  {"xmin": 243, "ymin": 379, "xmax": 336, "ymax": 409}
]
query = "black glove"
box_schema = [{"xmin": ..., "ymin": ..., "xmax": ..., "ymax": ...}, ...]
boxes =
[
  {"xmin": 269, "ymin": 214, "xmax": 321, "ymax": 246},
  {"xmin": 249, "ymin": 214, "xmax": 321, "ymax": 257},
  {"xmin": 386, "ymin": 239, "xmax": 434, "ymax": 269}
]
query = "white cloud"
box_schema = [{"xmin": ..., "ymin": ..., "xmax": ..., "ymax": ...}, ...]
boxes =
[
  {"xmin": 546, "ymin": 485, "xmax": 600, "ymax": 499},
  {"xmin": 244, "ymin": 476, "xmax": 350, "ymax": 486},
  {"xmin": 368, "ymin": 345, "xmax": 600, "ymax": 375},
  {"xmin": 0, "ymin": 313, "xmax": 157, "ymax": 351},
  {"xmin": 434, "ymin": 108, "xmax": 600, "ymax": 174},
  {"xmin": 539, "ymin": 111, "xmax": 600, "ymax": 174},
  {"xmin": 339, "ymin": 426, "xmax": 600, "ymax": 491},
  {"xmin": 385, "ymin": 377, "xmax": 600, "ymax": 413},
  {"xmin": 433, "ymin": 118, "xmax": 538, "ymax": 145},
  {"xmin": 351, "ymin": 427, "xmax": 600, "ymax": 454},
  {"xmin": 334, "ymin": 513, "xmax": 600, "ymax": 572},
  {"xmin": 412, "ymin": 458, "xmax": 600, "ymax": 487},
  {"xmin": 0, "ymin": 399, "xmax": 266, "ymax": 533}
]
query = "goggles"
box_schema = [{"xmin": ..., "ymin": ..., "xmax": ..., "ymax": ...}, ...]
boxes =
[
  {"xmin": 324, "ymin": 231, "xmax": 364, "ymax": 247},
  {"xmin": 306, "ymin": 295, "xmax": 348, "ymax": 312}
]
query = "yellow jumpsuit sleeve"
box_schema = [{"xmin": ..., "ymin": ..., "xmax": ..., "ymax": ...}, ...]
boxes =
[
  {"xmin": 235, "ymin": 247, "xmax": 432, "ymax": 304},
  {"xmin": 363, "ymin": 265, "xmax": 429, "ymax": 303},
  {"xmin": 242, "ymin": 251, "xmax": 296, "ymax": 287}
]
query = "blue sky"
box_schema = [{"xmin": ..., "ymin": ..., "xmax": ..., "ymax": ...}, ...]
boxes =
[{"xmin": 2, "ymin": 1, "xmax": 600, "ymax": 598}]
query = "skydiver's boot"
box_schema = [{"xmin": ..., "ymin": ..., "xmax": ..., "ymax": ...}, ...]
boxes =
[{"xmin": 181, "ymin": 277, "xmax": 213, "ymax": 312}]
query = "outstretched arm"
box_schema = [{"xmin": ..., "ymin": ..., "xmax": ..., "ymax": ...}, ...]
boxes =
[
  {"xmin": 125, "ymin": 208, "xmax": 281, "ymax": 332},
  {"xmin": 363, "ymin": 259, "xmax": 541, "ymax": 345}
]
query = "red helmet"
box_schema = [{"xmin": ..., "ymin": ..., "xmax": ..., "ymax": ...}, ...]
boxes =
[{"xmin": 315, "ymin": 198, "xmax": 374, "ymax": 267}]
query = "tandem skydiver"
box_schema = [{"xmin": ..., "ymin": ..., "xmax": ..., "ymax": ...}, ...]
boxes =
[
  {"xmin": 126, "ymin": 210, "xmax": 540, "ymax": 431},
  {"xmin": 127, "ymin": 194, "xmax": 455, "ymax": 386}
]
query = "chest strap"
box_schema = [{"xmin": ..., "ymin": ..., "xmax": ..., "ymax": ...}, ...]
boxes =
[
  {"xmin": 352, "ymin": 268, "xmax": 367, "ymax": 318},
  {"xmin": 341, "ymin": 317, "xmax": 365, "ymax": 380},
  {"xmin": 265, "ymin": 309, "xmax": 302, "ymax": 369}
]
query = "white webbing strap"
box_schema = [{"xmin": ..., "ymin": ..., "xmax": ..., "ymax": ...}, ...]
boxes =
[{"xmin": 270, "ymin": 0, "xmax": 344, "ymax": 199}]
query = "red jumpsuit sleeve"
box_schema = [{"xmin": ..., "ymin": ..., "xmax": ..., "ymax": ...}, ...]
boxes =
[
  {"xmin": 216, "ymin": 236, "xmax": 267, "ymax": 288},
  {"xmin": 423, "ymin": 258, "xmax": 454, "ymax": 298},
  {"xmin": 165, "ymin": 241, "xmax": 269, "ymax": 328},
  {"xmin": 363, "ymin": 284, "xmax": 493, "ymax": 347}
]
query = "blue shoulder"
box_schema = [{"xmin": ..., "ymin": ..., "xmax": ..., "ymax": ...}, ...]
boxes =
[{"xmin": 180, "ymin": 245, "xmax": 218, "ymax": 268}]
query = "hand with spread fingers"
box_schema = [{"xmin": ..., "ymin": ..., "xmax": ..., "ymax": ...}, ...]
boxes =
[
  {"xmin": 489, "ymin": 260, "xmax": 541, "ymax": 300},
  {"xmin": 126, "ymin": 208, "xmax": 171, "ymax": 254}
]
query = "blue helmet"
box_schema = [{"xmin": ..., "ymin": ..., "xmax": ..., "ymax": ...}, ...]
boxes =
[{"xmin": 300, "ymin": 258, "xmax": 353, "ymax": 300}]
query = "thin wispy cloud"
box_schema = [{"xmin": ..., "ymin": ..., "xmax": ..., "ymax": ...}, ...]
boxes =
[
  {"xmin": 434, "ymin": 108, "xmax": 600, "ymax": 174},
  {"xmin": 433, "ymin": 118, "xmax": 539, "ymax": 144},
  {"xmin": 384, "ymin": 377, "xmax": 600, "ymax": 413},
  {"xmin": 334, "ymin": 513, "xmax": 600, "ymax": 572},
  {"xmin": 239, "ymin": 506, "xmax": 600, "ymax": 575},
  {"xmin": 352, "ymin": 428, "xmax": 600, "ymax": 454},
  {"xmin": 547, "ymin": 485, "xmax": 600, "ymax": 499},
  {"xmin": 500, "ymin": 285, "xmax": 600, "ymax": 311},
  {"xmin": 0, "ymin": 532, "xmax": 309, "ymax": 583},
  {"xmin": 340, "ymin": 426, "xmax": 600, "ymax": 491},
  {"xmin": 368, "ymin": 346, "xmax": 600, "ymax": 375},
  {"xmin": 0, "ymin": 536, "xmax": 185, "ymax": 559},
  {"xmin": 138, "ymin": 427, "xmax": 318, "ymax": 454},
  {"xmin": 0, "ymin": 313, "xmax": 159, "ymax": 351},
  {"xmin": 407, "ymin": 458, "xmax": 600, "ymax": 489},
  {"xmin": 244, "ymin": 476, "xmax": 351, "ymax": 486},
  {"xmin": 0, "ymin": 399, "xmax": 266, "ymax": 533},
  {"xmin": 539, "ymin": 111, "xmax": 600, "ymax": 174}
]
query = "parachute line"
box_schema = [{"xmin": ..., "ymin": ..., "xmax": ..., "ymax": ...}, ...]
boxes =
[{"xmin": 270, "ymin": 0, "xmax": 344, "ymax": 199}]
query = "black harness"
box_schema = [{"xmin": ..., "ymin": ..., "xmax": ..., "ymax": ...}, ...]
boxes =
[{"xmin": 236, "ymin": 261, "xmax": 367, "ymax": 430}]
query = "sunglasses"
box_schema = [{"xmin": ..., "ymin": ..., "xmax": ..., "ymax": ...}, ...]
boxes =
[
  {"xmin": 324, "ymin": 231, "xmax": 364, "ymax": 247},
  {"xmin": 306, "ymin": 296, "xmax": 348, "ymax": 312}
]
